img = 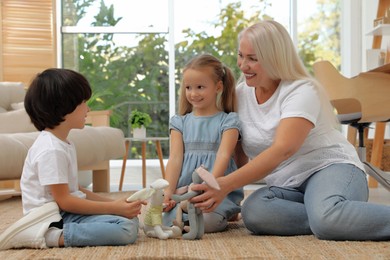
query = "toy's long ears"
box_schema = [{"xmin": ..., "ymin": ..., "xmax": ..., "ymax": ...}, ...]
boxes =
[
  {"xmin": 126, "ymin": 188, "xmax": 155, "ymax": 201},
  {"xmin": 196, "ymin": 166, "xmax": 220, "ymax": 190}
]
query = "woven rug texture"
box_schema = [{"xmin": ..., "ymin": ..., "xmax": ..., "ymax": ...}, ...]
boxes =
[{"xmin": 0, "ymin": 191, "xmax": 389, "ymax": 259}]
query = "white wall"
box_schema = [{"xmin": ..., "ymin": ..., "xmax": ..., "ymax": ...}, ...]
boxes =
[{"xmin": 341, "ymin": 0, "xmax": 363, "ymax": 77}]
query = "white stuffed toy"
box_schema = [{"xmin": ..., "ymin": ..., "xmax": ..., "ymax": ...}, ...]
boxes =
[{"xmin": 127, "ymin": 179, "xmax": 181, "ymax": 239}]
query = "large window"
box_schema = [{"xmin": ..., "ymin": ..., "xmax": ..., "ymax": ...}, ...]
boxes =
[
  {"xmin": 59, "ymin": 0, "xmax": 341, "ymax": 159},
  {"xmin": 297, "ymin": 0, "xmax": 341, "ymax": 73},
  {"xmin": 61, "ymin": 0, "xmax": 171, "ymax": 159}
]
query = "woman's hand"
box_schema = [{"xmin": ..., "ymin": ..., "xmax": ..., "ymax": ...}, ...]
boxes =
[{"xmin": 189, "ymin": 177, "xmax": 229, "ymax": 213}]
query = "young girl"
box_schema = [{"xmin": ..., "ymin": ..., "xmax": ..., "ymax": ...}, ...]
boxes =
[
  {"xmin": 162, "ymin": 54, "xmax": 244, "ymax": 233},
  {"xmin": 0, "ymin": 68, "xmax": 144, "ymax": 250}
]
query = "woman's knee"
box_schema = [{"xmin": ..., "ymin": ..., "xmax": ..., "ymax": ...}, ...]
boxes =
[
  {"xmin": 307, "ymin": 204, "xmax": 346, "ymax": 240},
  {"xmin": 309, "ymin": 217, "xmax": 339, "ymax": 240},
  {"xmin": 241, "ymin": 188, "xmax": 271, "ymax": 219},
  {"xmin": 241, "ymin": 196, "xmax": 272, "ymax": 234},
  {"xmin": 241, "ymin": 204, "xmax": 263, "ymax": 234}
]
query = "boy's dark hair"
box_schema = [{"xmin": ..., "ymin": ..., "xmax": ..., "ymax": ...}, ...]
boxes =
[{"xmin": 25, "ymin": 68, "xmax": 92, "ymax": 131}]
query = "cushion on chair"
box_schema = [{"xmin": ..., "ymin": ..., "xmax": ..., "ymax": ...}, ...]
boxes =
[{"xmin": 336, "ymin": 112, "xmax": 362, "ymax": 124}]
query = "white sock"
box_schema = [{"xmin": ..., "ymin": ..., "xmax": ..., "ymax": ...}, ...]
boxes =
[{"xmin": 44, "ymin": 227, "xmax": 63, "ymax": 247}]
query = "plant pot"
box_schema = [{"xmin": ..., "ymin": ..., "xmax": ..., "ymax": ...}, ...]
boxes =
[{"xmin": 133, "ymin": 126, "xmax": 146, "ymax": 138}]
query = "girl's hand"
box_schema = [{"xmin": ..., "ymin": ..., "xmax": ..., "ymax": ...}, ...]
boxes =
[
  {"xmin": 163, "ymin": 200, "xmax": 176, "ymax": 212},
  {"xmin": 163, "ymin": 192, "xmax": 176, "ymax": 212},
  {"xmin": 189, "ymin": 177, "xmax": 229, "ymax": 213}
]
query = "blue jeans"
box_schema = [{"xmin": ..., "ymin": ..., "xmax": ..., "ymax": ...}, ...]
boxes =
[
  {"xmin": 61, "ymin": 212, "xmax": 139, "ymax": 247},
  {"xmin": 242, "ymin": 163, "xmax": 390, "ymax": 240}
]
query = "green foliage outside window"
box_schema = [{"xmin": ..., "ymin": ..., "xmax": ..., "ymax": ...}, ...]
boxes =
[{"xmin": 62, "ymin": 0, "xmax": 340, "ymax": 159}]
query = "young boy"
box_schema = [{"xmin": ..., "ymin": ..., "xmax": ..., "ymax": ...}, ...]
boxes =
[{"xmin": 0, "ymin": 68, "xmax": 144, "ymax": 249}]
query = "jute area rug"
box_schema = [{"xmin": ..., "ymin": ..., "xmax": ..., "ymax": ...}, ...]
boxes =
[{"xmin": 0, "ymin": 191, "xmax": 389, "ymax": 260}]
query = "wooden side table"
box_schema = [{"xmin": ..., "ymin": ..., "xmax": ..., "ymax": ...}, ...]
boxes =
[{"xmin": 119, "ymin": 137, "xmax": 169, "ymax": 191}]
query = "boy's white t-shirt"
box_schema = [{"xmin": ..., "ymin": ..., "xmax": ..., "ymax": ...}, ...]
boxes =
[
  {"xmin": 21, "ymin": 131, "xmax": 86, "ymax": 215},
  {"xmin": 236, "ymin": 80, "xmax": 364, "ymax": 188}
]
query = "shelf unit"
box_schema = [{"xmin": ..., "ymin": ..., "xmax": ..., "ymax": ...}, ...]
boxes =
[
  {"xmin": 366, "ymin": 24, "xmax": 390, "ymax": 35},
  {"xmin": 366, "ymin": 0, "xmax": 390, "ymax": 188}
]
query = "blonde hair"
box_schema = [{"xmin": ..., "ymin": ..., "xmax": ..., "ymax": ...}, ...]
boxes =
[
  {"xmin": 238, "ymin": 20, "xmax": 339, "ymax": 128},
  {"xmin": 178, "ymin": 54, "xmax": 236, "ymax": 115}
]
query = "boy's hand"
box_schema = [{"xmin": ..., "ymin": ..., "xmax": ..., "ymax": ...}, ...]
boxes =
[{"xmin": 115, "ymin": 198, "xmax": 147, "ymax": 219}]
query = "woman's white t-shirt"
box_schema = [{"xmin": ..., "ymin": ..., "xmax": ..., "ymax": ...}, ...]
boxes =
[
  {"xmin": 21, "ymin": 131, "xmax": 86, "ymax": 214},
  {"xmin": 236, "ymin": 79, "xmax": 364, "ymax": 188}
]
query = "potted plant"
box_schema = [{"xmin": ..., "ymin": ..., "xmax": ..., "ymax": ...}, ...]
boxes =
[{"xmin": 129, "ymin": 110, "xmax": 152, "ymax": 138}]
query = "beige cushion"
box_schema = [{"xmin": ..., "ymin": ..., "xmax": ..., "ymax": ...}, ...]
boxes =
[
  {"xmin": 0, "ymin": 126, "xmax": 125, "ymax": 181},
  {"xmin": 11, "ymin": 102, "xmax": 24, "ymax": 110},
  {"xmin": 0, "ymin": 109, "xmax": 37, "ymax": 133},
  {"xmin": 0, "ymin": 132, "xmax": 38, "ymax": 179},
  {"xmin": 0, "ymin": 82, "xmax": 25, "ymax": 110},
  {"xmin": 69, "ymin": 126, "xmax": 125, "ymax": 168}
]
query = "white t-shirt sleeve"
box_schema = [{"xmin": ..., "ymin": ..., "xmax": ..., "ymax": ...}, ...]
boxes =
[
  {"xmin": 280, "ymin": 82, "xmax": 320, "ymax": 126},
  {"xmin": 37, "ymin": 149, "xmax": 70, "ymax": 186}
]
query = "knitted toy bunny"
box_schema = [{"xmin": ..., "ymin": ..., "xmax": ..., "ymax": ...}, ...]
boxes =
[
  {"xmin": 171, "ymin": 165, "xmax": 220, "ymax": 240},
  {"xmin": 127, "ymin": 178, "xmax": 181, "ymax": 239}
]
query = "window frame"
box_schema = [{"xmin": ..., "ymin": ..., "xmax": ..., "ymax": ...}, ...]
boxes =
[{"xmin": 57, "ymin": 0, "xmax": 359, "ymax": 118}]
